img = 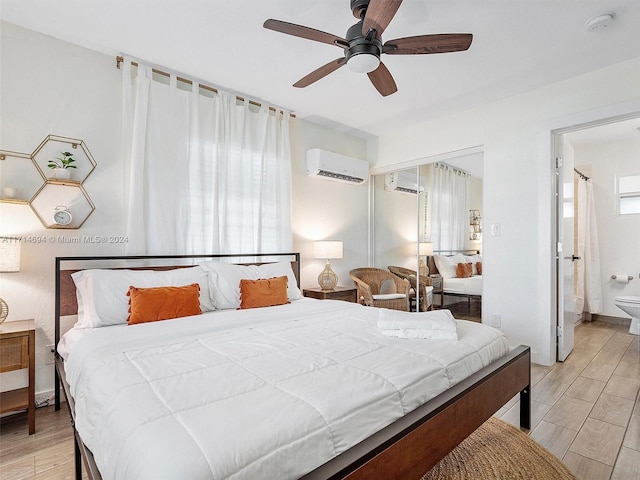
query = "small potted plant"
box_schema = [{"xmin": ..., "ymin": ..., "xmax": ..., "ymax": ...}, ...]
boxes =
[{"xmin": 48, "ymin": 151, "xmax": 77, "ymax": 180}]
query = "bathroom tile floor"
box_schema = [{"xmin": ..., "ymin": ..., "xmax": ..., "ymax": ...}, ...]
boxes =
[{"xmin": 497, "ymin": 319, "xmax": 640, "ymax": 480}]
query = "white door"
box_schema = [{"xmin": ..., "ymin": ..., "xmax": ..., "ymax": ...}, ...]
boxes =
[{"xmin": 555, "ymin": 135, "xmax": 576, "ymax": 361}]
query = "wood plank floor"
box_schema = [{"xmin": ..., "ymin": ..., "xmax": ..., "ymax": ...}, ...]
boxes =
[
  {"xmin": 0, "ymin": 319, "xmax": 637, "ymax": 480},
  {"xmin": 0, "ymin": 404, "xmax": 85, "ymax": 480},
  {"xmin": 496, "ymin": 319, "xmax": 640, "ymax": 480}
]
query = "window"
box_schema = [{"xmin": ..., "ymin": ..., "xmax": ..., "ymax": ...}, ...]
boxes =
[{"xmin": 618, "ymin": 173, "xmax": 640, "ymax": 216}]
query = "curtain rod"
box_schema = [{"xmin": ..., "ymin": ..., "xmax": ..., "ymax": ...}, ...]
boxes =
[
  {"xmin": 574, "ymin": 167, "xmax": 589, "ymax": 181},
  {"xmin": 115, "ymin": 56, "xmax": 295, "ymax": 118}
]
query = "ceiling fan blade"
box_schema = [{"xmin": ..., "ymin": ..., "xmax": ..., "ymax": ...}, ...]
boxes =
[
  {"xmin": 293, "ymin": 58, "xmax": 347, "ymax": 88},
  {"xmin": 367, "ymin": 62, "xmax": 397, "ymax": 97},
  {"xmin": 383, "ymin": 34, "xmax": 473, "ymax": 55},
  {"xmin": 264, "ymin": 19, "xmax": 348, "ymax": 48},
  {"xmin": 362, "ymin": 0, "xmax": 403, "ymax": 36}
]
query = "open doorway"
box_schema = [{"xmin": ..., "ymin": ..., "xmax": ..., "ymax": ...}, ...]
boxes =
[{"xmin": 552, "ymin": 114, "xmax": 640, "ymax": 362}]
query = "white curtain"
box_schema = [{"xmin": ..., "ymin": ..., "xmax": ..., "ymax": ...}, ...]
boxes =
[
  {"xmin": 428, "ymin": 163, "xmax": 469, "ymax": 251},
  {"xmin": 576, "ymin": 177, "xmax": 603, "ymax": 314},
  {"xmin": 122, "ymin": 59, "xmax": 292, "ymax": 254}
]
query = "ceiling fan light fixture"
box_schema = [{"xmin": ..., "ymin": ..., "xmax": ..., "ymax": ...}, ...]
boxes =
[{"xmin": 347, "ymin": 52, "xmax": 380, "ymax": 73}]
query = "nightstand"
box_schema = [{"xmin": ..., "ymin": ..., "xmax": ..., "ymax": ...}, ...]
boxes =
[
  {"xmin": 303, "ymin": 286, "xmax": 357, "ymax": 303},
  {"xmin": 430, "ymin": 275, "xmax": 443, "ymax": 308},
  {"xmin": 0, "ymin": 319, "xmax": 35, "ymax": 434}
]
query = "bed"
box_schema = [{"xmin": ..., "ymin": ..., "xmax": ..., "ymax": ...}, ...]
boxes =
[
  {"xmin": 54, "ymin": 253, "xmax": 530, "ymax": 480},
  {"xmin": 427, "ymin": 251, "xmax": 483, "ymax": 307}
]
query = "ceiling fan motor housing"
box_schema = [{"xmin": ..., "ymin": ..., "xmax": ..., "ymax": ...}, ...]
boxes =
[{"xmin": 345, "ymin": 20, "xmax": 382, "ymax": 65}]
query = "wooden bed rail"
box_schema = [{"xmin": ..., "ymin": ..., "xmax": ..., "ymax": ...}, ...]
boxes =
[{"xmin": 302, "ymin": 345, "xmax": 531, "ymax": 479}]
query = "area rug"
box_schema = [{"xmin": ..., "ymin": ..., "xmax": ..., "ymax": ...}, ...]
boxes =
[{"xmin": 421, "ymin": 417, "xmax": 577, "ymax": 479}]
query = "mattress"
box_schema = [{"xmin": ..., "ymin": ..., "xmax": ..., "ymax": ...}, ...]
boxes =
[
  {"xmin": 443, "ymin": 275, "xmax": 483, "ymax": 295},
  {"xmin": 61, "ymin": 298, "xmax": 508, "ymax": 480}
]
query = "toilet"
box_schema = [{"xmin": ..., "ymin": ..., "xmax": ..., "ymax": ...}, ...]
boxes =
[{"xmin": 614, "ymin": 296, "xmax": 640, "ymax": 335}]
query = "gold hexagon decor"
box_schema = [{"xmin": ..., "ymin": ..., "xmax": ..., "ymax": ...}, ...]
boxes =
[
  {"xmin": 32, "ymin": 135, "xmax": 96, "ymax": 184},
  {"xmin": 0, "ymin": 150, "xmax": 46, "ymax": 204},
  {"xmin": 30, "ymin": 182, "xmax": 95, "ymax": 229}
]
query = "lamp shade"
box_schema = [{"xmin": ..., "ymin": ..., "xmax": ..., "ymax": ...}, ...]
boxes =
[
  {"xmin": 314, "ymin": 241, "xmax": 343, "ymax": 260},
  {"xmin": 418, "ymin": 242, "xmax": 433, "ymax": 256},
  {"xmin": 0, "ymin": 238, "xmax": 21, "ymax": 272}
]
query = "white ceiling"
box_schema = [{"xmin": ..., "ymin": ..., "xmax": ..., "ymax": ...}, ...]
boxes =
[{"xmin": 2, "ymin": 0, "xmax": 639, "ymax": 139}]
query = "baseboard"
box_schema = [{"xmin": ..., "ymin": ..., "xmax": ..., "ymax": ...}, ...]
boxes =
[{"xmin": 591, "ymin": 314, "xmax": 631, "ymax": 327}]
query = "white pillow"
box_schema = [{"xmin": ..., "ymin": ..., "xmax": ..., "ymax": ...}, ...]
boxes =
[
  {"xmin": 433, "ymin": 254, "xmax": 466, "ymax": 278},
  {"xmin": 72, "ymin": 266, "xmax": 214, "ymax": 328},
  {"xmin": 199, "ymin": 261, "xmax": 302, "ymax": 310}
]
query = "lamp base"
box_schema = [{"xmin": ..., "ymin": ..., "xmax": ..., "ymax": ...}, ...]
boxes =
[
  {"xmin": 419, "ymin": 258, "xmax": 429, "ymax": 277},
  {"xmin": 318, "ymin": 261, "xmax": 338, "ymax": 290}
]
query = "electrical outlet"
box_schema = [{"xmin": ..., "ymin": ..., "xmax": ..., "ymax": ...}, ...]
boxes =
[
  {"xmin": 490, "ymin": 314, "xmax": 501, "ymax": 328},
  {"xmin": 45, "ymin": 344, "xmax": 55, "ymax": 365}
]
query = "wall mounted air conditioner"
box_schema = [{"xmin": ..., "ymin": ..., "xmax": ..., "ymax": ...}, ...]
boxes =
[
  {"xmin": 306, "ymin": 149, "xmax": 369, "ymax": 185},
  {"xmin": 384, "ymin": 170, "xmax": 424, "ymax": 194}
]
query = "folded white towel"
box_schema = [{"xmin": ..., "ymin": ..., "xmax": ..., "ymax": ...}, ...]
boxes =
[
  {"xmin": 380, "ymin": 328, "xmax": 458, "ymax": 340},
  {"xmin": 377, "ymin": 308, "xmax": 458, "ymax": 340}
]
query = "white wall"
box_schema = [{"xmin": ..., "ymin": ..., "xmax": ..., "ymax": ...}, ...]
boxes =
[
  {"xmin": 372, "ymin": 57, "xmax": 640, "ymax": 365},
  {"xmin": 0, "ymin": 22, "xmax": 370, "ymax": 397},
  {"xmin": 1, "ymin": 22, "xmax": 125, "ymax": 396},
  {"xmin": 290, "ymin": 120, "xmax": 369, "ymax": 289},
  {"xmin": 574, "ymin": 137, "xmax": 640, "ymax": 317}
]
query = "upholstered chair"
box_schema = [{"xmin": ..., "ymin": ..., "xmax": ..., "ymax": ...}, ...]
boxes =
[
  {"xmin": 349, "ymin": 268, "xmax": 410, "ymax": 311},
  {"xmin": 388, "ymin": 266, "xmax": 434, "ymax": 312}
]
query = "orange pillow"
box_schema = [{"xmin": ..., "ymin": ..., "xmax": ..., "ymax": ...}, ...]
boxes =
[
  {"xmin": 476, "ymin": 262, "xmax": 483, "ymax": 275},
  {"xmin": 239, "ymin": 276, "xmax": 289, "ymax": 309},
  {"xmin": 456, "ymin": 262, "xmax": 473, "ymax": 278},
  {"xmin": 127, "ymin": 283, "xmax": 201, "ymax": 325}
]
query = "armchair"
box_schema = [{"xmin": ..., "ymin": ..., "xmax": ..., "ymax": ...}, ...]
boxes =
[
  {"xmin": 388, "ymin": 266, "xmax": 433, "ymax": 312},
  {"xmin": 349, "ymin": 268, "xmax": 410, "ymax": 311}
]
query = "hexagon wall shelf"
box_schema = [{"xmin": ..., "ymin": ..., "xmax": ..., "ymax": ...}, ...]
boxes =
[
  {"xmin": 2, "ymin": 135, "xmax": 97, "ymax": 229},
  {"xmin": 0, "ymin": 150, "xmax": 46, "ymax": 204},
  {"xmin": 30, "ymin": 182, "xmax": 95, "ymax": 229},
  {"xmin": 32, "ymin": 135, "xmax": 96, "ymax": 184}
]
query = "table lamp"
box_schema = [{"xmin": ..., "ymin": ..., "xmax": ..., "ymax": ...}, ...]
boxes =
[
  {"xmin": 314, "ymin": 241, "xmax": 343, "ymax": 290},
  {"xmin": 0, "ymin": 237, "xmax": 21, "ymax": 324},
  {"xmin": 418, "ymin": 242, "xmax": 433, "ymax": 276}
]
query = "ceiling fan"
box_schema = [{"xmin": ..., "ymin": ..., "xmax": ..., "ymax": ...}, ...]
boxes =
[{"xmin": 263, "ymin": 0, "xmax": 473, "ymax": 97}]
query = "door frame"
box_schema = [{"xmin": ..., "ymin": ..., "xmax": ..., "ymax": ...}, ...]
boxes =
[{"xmin": 547, "ymin": 103, "xmax": 640, "ymax": 363}]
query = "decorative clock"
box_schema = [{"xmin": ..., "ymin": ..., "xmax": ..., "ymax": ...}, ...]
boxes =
[{"xmin": 52, "ymin": 205, "xmax": 73, "ymax": 226}]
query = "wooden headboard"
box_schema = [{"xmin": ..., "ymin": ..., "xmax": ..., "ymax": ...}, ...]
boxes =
[
  {"xmin": 427, "ymin": 249, "xmax": 480, "ymax": 276},
  {"xmin": 55, "ymin": 253, "xmax": 301, "ymax": 345}
]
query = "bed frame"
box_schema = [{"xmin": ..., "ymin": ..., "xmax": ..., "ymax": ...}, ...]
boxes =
[{"xmin": 54, "ymin": 253, "xmax": 530, "ymax": 480}]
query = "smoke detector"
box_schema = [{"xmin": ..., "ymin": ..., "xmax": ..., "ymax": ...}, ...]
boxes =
[{"xmin": 585, "ymin": 13, "xmax": 615, "ymax": 32}]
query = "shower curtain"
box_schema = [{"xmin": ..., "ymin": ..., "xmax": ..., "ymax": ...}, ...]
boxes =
[{"xmin": 575, "ymin": 176, "xmax": 603, "ymax": 315}]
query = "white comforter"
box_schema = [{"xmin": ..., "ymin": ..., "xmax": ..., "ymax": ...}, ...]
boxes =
[
  {"xmin": 62, "ymin": 299, "xmax": 509, "ymax": 480},
  {"xmin": 443, "ymin": 275, "xmax": 483, "ymax": 296}
]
